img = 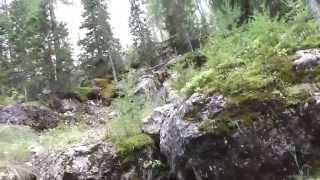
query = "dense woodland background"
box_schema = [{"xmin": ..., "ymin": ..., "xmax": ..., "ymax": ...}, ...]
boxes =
[{"xmin": 1, "ymin": 0, "xmax": 318, "ymax": 102}]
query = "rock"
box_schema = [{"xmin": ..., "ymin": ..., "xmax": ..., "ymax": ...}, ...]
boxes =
[
  {"xmin": 142, "ymin": 103, "xmax": 175, "ymax": 140},
  {"xmin": 134, "ymin": 74, "xmax": 167, "ymax": 103},
  {"xmin": 143, "ymin": 92, "xmax": 320, "ymax": 179},
  {"xmin": 32, "ymin": 143, "xmax": 121, "ymax": 180},
  {"xmin": 0, "ymin": 104, "xmax": 60, "ymax": 131},
  {"xmin": 60, "ymin": 99, "xmax": 81, "ymax": 113},
  {"xmin": 0, "ymin": 165, "xmax": 37, "ymax": 180},
  {"xmin": 294, "ymin": 49, "xmax": 320, "ymax": 70}
]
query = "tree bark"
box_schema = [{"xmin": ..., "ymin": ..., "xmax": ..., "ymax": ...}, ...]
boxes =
[{"xmin": 109, "ymin": 52, "xmax": 118, "ymax": 83}]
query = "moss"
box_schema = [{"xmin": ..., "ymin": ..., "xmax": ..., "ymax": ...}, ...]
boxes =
[
  {"xmin": 284, "ymin": 84, "xmax": 310, "ymax": 105},
  {"xmin": 199, "ymin": 117, "xmax": 235, "ymax": 136},
  {"xmin": 300, "ymin": 34, "xmax": 320, "ymax": 49},
  {"xmin": 94, "ymin": 78, "xmax": 111, "ymax": 88},
  {"xmin": 72, "ymin": 87, "xmax": 95, "ymax": 102},
  {"xmin": 115, "ymin": 134, "xmax": 154, "ymax": 162},
  {"xmin": 94, "ymin": 78, "xmax": 115, "ymax": 99}
]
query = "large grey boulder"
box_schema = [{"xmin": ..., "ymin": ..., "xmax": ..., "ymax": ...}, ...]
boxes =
[
  {"xmin": 294, "ymin": 49, "xmax": 320, "ymax": 70},
  {"xmin": 0, "ymin": 166, "xmax": 36, "ymax": 180},
  {"xmin": 143, "ymin": 92, "xmax": 320, "ymax": 180},
  {"xmin": 134, "ymin": 74, "xmax": 168, "ymax": 104},
  {"xmin": 0, "ymin": 104, "xmax": 60, "ymax": 131},
  {"xmin": 32, "ymin": 143, "xmax": 121, "ymax": 180}
]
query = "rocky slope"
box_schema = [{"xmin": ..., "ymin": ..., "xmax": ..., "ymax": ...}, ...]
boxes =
[{"xmin": 2, "ymin": 49, "xmax": 320, "ymax": 179}]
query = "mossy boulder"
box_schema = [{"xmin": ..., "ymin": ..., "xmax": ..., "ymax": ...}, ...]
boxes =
[
  {"xmin": 71, "ymin": 87, "xmax": 97, "ymax": 102},
  {"xmin": 94, "ymin": 78, "xmax": 115, "ymax": 99}
]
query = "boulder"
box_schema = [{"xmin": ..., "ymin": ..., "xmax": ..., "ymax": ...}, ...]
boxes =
[
  {"xmin": 0, "ymin": 166, "xmax": 36, "ymax": 180},
  {"xmin": 143, "ymin": 92, "xmax": 320, "ymax": 180},
  {"xmin": 59, "ymin": 99, "xmax": 81, "ymax": 113},
  {"xmin": 134, "ymin": 74, "xmax": 168, "ymax": 105},
  {"xmin": 0, "ymin": 104, "xmax": 60, "ymax": 131},
  {"xmin": 32, "ymin": 143, "xmax": 121, "ymax": 180},
  {"xmin": 294, "ymin": 49, "xmax": 320, "ymax": 70}
]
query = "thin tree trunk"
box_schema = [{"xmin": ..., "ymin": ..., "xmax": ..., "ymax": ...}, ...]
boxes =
[
  {"xmin": 109, "ymin": 53, "xmax": 118, "ymax": 83},
  {"xmin": 48, "ymin": 0, "xmax": 59, "ymax": 82},
  {"xmin": 185, "ymin": 32, "xmax": 194, "ymax": 52}
]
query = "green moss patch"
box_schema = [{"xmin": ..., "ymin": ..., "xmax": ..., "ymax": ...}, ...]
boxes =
[
  {"xmin": 71, "ymin": 87, "xmax": 95, "ymax": 102},
  {"xmin": 115, "ymin": 134, "xmax": 154, "ymax": 162}
]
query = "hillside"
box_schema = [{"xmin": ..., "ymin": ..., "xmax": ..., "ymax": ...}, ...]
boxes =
[{"xmin": 2, "ymin": 0, "xmax": 320, "ymax": 180}]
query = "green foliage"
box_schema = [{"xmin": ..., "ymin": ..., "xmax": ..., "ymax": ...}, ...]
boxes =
[
  {"xmin": 79, "ymin": 0, "xmax": 122, "ymax": 78},
  {"xmin": 129, "ymin": 0, "xmax": 158, "ymax": 67},
  {"xmin": 171, "ymin": 51, "xmax": 207, "ymax": 91},
  {"xmin": 184, "ymin": 11, "xmax": 320, "ymax": 103},
  {"xmin": 0, "ymin": 122, "xmax": 103, "ymax": 165},
  {"xmin": 94, "ymin": 78, "xmax": 115, "ymax": 100},
  {"xmin": 0, "ymin": 88, "xmax": 24, "ymax": 105},
  {"xmin": 72, "ymin": 87, "xmax": 95, "ymax": 102},
  {"xmin": 284, "ymin": 84, "xmax": 310, "ymax": 105},
  {"xmin": 107, "ymin": 71, "xmax": 154, "ymax": 143},
  {"xmin": 173, "ymin": 63, "xmax": 199, "ymax": 91},
  {"xmin": 146, "ymin": 0, "xmax": 201, "ymax": 53},
  {"xmin": 0, "ymin": 125, "xmax": 37, "ymax": 163},
  {"xmin": 115, "ymin": 134, "xmax": 154, "ymax": 161},
  {"xmin": 39, "ymin": 122, "xmax": 101, "ymax": 151}
]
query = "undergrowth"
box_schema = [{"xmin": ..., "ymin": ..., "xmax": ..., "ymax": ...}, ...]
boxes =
[
  {"xmin": 183, "ymin": 3, "xmax": 320, "ymax": 106},
  {"xmin": 107, "ymin": 71, "xmax": 154, "ymax": 147},
  {"xmin": 0, "ymin": 125, "xmax": 36, "ymax": 164},
  {"xmin": 38, "ymin": 122, "xmax": 100, "ymax": 151}
]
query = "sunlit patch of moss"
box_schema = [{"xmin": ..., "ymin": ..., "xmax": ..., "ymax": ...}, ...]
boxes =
[
  {"xmin": 300, "ymin": 34, "xmax": 320, "ymax": 49},
  {"xmin": 283, "ymin": 84, "xmax": 310, "ymax": 105},
  {"xmin": 115, "ymin": 134, "xmax": 154, "ymax": 163},
  {"xmin": 71, "ymin": 87, "xmax": 95, "ymax": 102},
  {"xmin": 0, "ymin": 125, "xmax": 37, "ymax": 163},
  {"xmin": 93, "ymin": 78, "xmax": 115, "ymax": 100}
]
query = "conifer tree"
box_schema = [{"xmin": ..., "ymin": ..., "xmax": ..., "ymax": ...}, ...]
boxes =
[
  {"xmin": 79, "ymin": 0, "xmax": 118, "ymax": 80},
  {"xmin": 129, "ymin": 0, "xmax": 157, "ymax": 66}
]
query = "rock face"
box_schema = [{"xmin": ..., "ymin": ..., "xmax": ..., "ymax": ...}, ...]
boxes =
[
  {"xmin": 294, "ymin": 49, "xmax": 320, "ymax": 70},
  {"xmin": 143, "ymin": 93, "xmax": 320, "ymax": 180},
  {"xmin": 0, "ymin": 166, "xmax": 37, "ymax": 180},
  {"xmin": 32, "ymin": 143, "xmax": 122, "ymax": 180},
  {"xmin": 0, "ymin": 104, "xmax": 60, "ymax": 131},
  {"xmin": 134, "ymin": 71, "xmax": 169, "ymax": 105}
]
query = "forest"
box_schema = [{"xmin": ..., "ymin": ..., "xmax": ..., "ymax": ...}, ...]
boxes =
[{"xmin": 1, "ymin": 0, "xmax": 320, "ymax": 179}]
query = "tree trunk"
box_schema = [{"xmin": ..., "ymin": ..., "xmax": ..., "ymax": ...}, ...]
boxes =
[
  {"xmin": 48, "ymin": 0, "xmax": 59, "ymax": 83},
  {"xmin": 239, "ymin": 0, "xmax": 253, "ymax": 25},
  {"xmin": 109, "ymin": 53, "xmax": 118, "ymax": 83}
]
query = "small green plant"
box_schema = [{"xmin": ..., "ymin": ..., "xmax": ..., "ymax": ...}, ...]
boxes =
[
  {"xmin": 107, "ymin": 71, "xmax": 154, "ymax": 144},
  {"xmin": 0, "ymin": 125, "xmax": 37, "ymax": 164}
]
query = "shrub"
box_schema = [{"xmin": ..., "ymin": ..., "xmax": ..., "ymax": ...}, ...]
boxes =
[
  {"xmin": 184, "ymin": 11, "xmax": 320, "ymax": 104},
  {"xmin": 107, "ymin": 71, "xmax": 154, "ymax": 144}
]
